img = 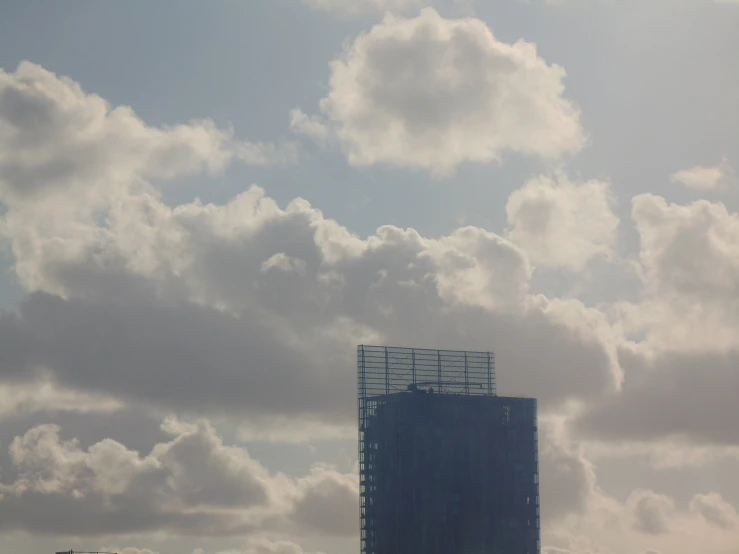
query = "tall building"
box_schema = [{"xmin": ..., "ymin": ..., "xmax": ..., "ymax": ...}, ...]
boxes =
[{"xmin": 358, "ymin": 345, "xmax": 540, "ymax": 554}]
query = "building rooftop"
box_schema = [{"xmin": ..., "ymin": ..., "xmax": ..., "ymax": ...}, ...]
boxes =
[{"xmin": 357, "ymin": 344, "xmax": 496, "ymax": 399}]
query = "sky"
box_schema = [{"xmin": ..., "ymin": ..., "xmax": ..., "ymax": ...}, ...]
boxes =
[{"xmin": 0, "ymin": 0, "xmax": 738, "ymax": 553}]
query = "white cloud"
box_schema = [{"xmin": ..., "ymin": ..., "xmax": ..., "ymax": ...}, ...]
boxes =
[
  {"xmin": 690, "ymin": 492, "xmax": 739, "ymax": 530},
  {"xmin": 506, "ymin": 174, "xmax": 619, "ymax": 271},
  {"xmin": 292, "ymin": 8, "xmax": 584, "ymax": 174},
  {"xmin": 546, "ymin": 483, "xmax": 739, "ymax": 554},
  {"xmin": 670, "ymin": 160, "xmax": 732, "ymax": 191},
  {"xmin": 634, "ymin": 194, "xmax": 739, "ymax": 300},
  {"xmin": 261, "ymin": 253, "xmax": 309, "ymax": 276},
  {"xmin": 541, "ymin": 467, "xmax": 739, "ymax": 554},
  {"xmin": 289, "ymin": 109, "xmax": 330, "ymax": 145},
  {"xmin": 570, "ymin": 194, "xmax": 739, "ymax": 490},
  {"xmin": 538, "ymin": 416, "xmax": 598, "ymax": 521},
  {"xmin": 625, "ymin": 194, "xmax": 739, "ymax": 350},
  {"xmin": 0, "ymin": 380, "xmax": 124, "ymax": 419},
  {"xmin": 0, "ymin": 61, "xmax": 291, "ymax": 213},
  {"xmin": 289, "ymin": 465, "xmax": 358, "ymax": 536},
  {"xmin": 0, "ymin": 417, "xmax": 357, "ymax": 537},
  {"xmin": 0, "ymin": 418, "xmax": 268, "ymax": 535}
]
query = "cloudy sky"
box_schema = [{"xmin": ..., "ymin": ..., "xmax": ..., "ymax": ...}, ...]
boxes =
[{"xmin": 1, "ymin": 1, "xmax": 738, "ymax": 553}]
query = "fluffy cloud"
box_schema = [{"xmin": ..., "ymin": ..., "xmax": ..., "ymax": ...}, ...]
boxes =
[
  {"xmin": 538, "ymin": 417, "xmax": 598, "ymax": 521},
  {"xmin": 0, "ymin": 417, "xmax": 356, "ymax": 537},
  {"xmin": 291, "ymin": 9, "xmax": 584, "ymax": 173},
  {"xmin": 575, "ymin": 195, "xmax": 739, "ymax": 446},
  {"xmin": 544, "ymin": 480, "xmax": 739, "ymax": 554},
  {"xmin": 627, "ymin": 489, "xmax": 675, "ymax": 535},
  {"xmin": 547, "ymin": 194, "xmax": 739, "ymax": 551},
  {"xmin": 0, "ymin": 380, "xmax": 124, "ymax": 418},
  {"xmin": 670, "ymin": 160, "xmax": 732, "ymax": 191},
  {"xmin": 0, "ymin": 61, "xmax": 296, "ymax": 296},
  {"xmin": 632, "ymin": 194, "xmax": 739, "ymax": 320},
  {"xmin": 0, "ymin": 62, "xmax": 291, "ymax": 209},
  {"xmin": 0, "ymin": 176, "xmax": 620, "ymax": 428},
  {"xmin": 289, "ymin": 466, "xmax": 358, "ymax": 536},
  {"xmin": 690, "ymin": 492, "xmax": 739, "ymax": 530},
  {"xmin": 506, "ymin": 174, "xmax": 618, "ymax": 271},
  {"xmin": 0, "ymin": 418, "xmax": 271, "ymax": 535}
]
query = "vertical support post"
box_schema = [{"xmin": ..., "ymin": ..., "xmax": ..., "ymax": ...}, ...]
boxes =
[
  {"xmin": 385, "ymin": 347, "xmax": 390, "ymax": 395},
  {"xmin": 357, "ymin": 345, "xmax": 365, "ymax": 553},
  {"xmin": 491, "ymin": 352, "xmax": 496, "ymax": 395},
  {"xmin": 412, "ymin": 349, "xmax": 416, "ymax": 385},
  {"xmin": 359, "ymin": 345, "xmax": 366, "ymax": 401},
  {"xmin": 487, "ymin": 351, "xmax": 492, "ymax": 395},
  {"xmin": 437, "ymin": 350, "xmax": 442, "ymax": 393},
  {"xmin": 464, "ymin": 351, "xmax": 469, "ymax": 395}
]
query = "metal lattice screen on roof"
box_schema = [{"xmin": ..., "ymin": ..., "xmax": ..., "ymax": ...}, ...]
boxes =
[{"xmin": 357, "ymin": 345, "xmax": 496, "ymax": 399}]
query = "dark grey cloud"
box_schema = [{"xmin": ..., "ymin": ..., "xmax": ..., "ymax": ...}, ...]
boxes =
[
  {"xmin": 690, "ymin": 493, "xmax": 739, "ymax": 530},
  {"xmin": 0, "ymin": 290, "xmax": 356, "ymax": 422},
  {"xmin": 628, "ymin": 489, "xmax": 674, "ymax": 536},
  {"xmin": 0, "ymin": 181, "xmax": 619, "ymax": 429},
  {"xmin": 575, "ymin": 346, "xmax": 739, "ymax": 447}
]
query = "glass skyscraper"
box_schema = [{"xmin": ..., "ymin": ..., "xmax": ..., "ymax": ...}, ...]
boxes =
[{"xmin": 358, "ymin": 345, "xmax": 540, "ymax": 554}]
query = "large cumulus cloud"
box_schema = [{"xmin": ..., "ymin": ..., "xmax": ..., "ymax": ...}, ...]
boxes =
[
  {"xmin": 291, "ymin": 8, "xmax": 584, "ymax": 173},
  {"xmin": 576, "ymin": 195, "xmax": 739, "ymax": 448},
  {"xmin": 0, "ymin": 184, "xmax": 621, "ymax": 427}
]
